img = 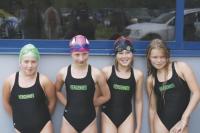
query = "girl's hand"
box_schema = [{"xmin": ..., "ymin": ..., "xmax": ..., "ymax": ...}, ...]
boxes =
[
  {"xmin": 170, "ymin": 119, "xmax": 188, "ymax": 133},
  {"xmin": 134, "ymin": 128, "xmax": 141, "ymax": 133}
]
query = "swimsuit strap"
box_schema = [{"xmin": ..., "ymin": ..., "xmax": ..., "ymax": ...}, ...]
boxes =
[{"xmin": 14, "ymin": 72, "xmax": 19, "ymax": 87}]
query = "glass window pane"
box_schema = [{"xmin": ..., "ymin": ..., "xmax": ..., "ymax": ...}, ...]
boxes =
[
  {"xmin": 0, "ymin": 0, "xmax": 175, "ymax": 40},
  {"xmin": 184, "ymin": 0, "xmax": 200, "ymax": 41}
]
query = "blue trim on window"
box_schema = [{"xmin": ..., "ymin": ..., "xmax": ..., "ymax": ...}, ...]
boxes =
[
  {"xmin": 1, "ymin": 0, "xmax": 200, "ymax": 56},
  {"xmin": 176, "ymin": 0, "xmax": 184, "ymax": 49}
]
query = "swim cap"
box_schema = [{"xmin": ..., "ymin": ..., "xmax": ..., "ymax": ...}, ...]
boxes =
[
  {"xmin": 69, "ymin": 35, "xmax": 90, "ymax": 52},
  {"xmin": 114, "ymin": 36, "xmax": 134, "ymax": 54},
  {"xmin": 19, "ymin": 44, "xmax": 40, "ymax": 62}
]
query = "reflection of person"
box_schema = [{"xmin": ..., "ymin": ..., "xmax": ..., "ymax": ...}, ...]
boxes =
[
  {"xmin": 101, "ymin": 36, "xmax": 144, "ymax": 133},
  {"xmin": 22, "ymin": 0, "xmax": 43, "ymax": 39},
  {"xmin": 43, "ymin": 2, "xmax": 61, "ymax": 39},
  {"xmin": 68, "ymin": 2, "xmax": 96, "ymax": 40},
  {"xmin": 184, "ymin": 14, "xmax": 196, "ymax": 41},
  {"xmin": 55, "ymin": 35, "xmax": 110, "ymax": 133},
  {"xmin": 146, "ymin": 39, "xmax": 200, "ymax": 133},
  {"xmin": 111, "ymin": 10, "xmax": 129, "ymax": 33},
  {"xmin": 2, "ymin": 44, "xmax": 56, "ymax": 133}
]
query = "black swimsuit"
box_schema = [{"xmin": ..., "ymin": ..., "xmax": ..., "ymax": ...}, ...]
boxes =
[
  {"xmin": 10, "ymin": 72, "xmax": 51, "ymax": 133},
  {"xmin": 63, "ymin": 65, "xmax": 96, "ymax": 132},
  {"xmin": 154, "ymin": 62, "xmax": 190, "ymax": 130},
  {"xmin": 102, "ymin": 65, "xmax": 136, "ymax": 127}
]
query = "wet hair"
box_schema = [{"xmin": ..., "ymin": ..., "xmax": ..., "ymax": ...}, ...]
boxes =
[
  {"xmin": 146, "ymin": 39, "xmax": 170, "ymax": 106},
  {"xmin": 69, "ymin": 34, "xmax": 90, "ymax": 52},
  {"xmin": 19, "ymin": 44, "xmax": 40, "ymax": 62},
  {"xmin": 114, "ymin": 36, "xmax": 134, "ymax": 71},
  {"xmin": 146, "ymin": 38, "xmax": 170, "ymax": 77}
]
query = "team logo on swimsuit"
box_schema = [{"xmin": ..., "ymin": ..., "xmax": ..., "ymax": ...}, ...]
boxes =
[
  {"xmin": 159, "ymin": 83, "xmax": 175, "ymax": 92},
  {"xmin": 113, "ymin": 84, "xmax": 130, "ymax": 91},
  {"xmin": 70, "ymin": 85, "xmax": 88, "ymax": 91},
  {"xmin": 18, "ymin": 93, "xmax": 35, "ymax": 100}
]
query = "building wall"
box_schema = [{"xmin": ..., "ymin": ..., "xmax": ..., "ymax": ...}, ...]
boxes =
[{"xmin": 0, "ymin": 55, "xmax": 200, "ymax": 133}]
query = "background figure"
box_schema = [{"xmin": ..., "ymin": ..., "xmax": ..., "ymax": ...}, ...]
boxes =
[
  {"xmin": 184, "ymin": 13, "xmax": 196, "ymax": 41},
  {"xmin": 0, "ymin": 16, "xmax": 21, "ymax": 39},
  {"xmin": 55, "ymin": 35, "xmax": 110, "ymax": 133},
  {"xmin": 43, "ymin": 4, "xmax": 61, "ymax": 39},
  {"xmin": 66, "ymin": 2, "xmax": 96, "ymax": 39},
  {"xmin": 110, "ymin": 10, "xmax": 129, "ymax": 38},
  {"xmin": 2, "ymin": 44, "xmax": 56, "ymax": 133},
  {"xmin": 146, "ymin": 39, "xmax": 200, "ymax": 133},
  {"xmin": 22, "ymin": 0, "xmax": 43, "ymax": 39},
  {"xmin": 101, "ymin": 36, "xmax": 143, "ymax": 133},
  {"xmin": 110, "ymin": 10, "xmax": 129, "ymax": 33},
  {"xmin": 6, "ymin": 0, "xmax": 24, "ymax": 39}
]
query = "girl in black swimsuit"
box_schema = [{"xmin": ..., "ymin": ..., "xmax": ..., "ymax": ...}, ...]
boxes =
[
  {"xmin": 55, "ymin": 35, "xmax": 110, "ymax": 133},
  {"xmin": 101, "ymin": 36, "xmax": 144, "ymax": 133},
  {"xmin": 146, "ymin": 39, "xmax": 200, "ymax": 133},
  {"xmin": 2, "ymin": 44, "xmax": 56, "ymax": 133}
]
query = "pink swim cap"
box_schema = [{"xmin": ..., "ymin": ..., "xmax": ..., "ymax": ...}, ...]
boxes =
[{"xmin": 69, "ymin": 35, "xmax": 90, "ymax": 52}]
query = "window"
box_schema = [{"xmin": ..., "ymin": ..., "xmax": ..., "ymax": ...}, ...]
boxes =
[
  {"xmin": 0, "ymin": 0, "xmax": 175, "ymax": 40},
  {"xmin": 184, "ymin": 0, "xmax": 200, "ymax": 41},
  {"xmin": 0, "ymin": 0, "xmax": 200, "ymax": 56}
]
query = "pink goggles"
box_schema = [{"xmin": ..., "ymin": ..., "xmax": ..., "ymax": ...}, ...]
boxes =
[
  {"xmin": 69, "ymin": 35, "xmax": 90, "ymax": 52},
  {"xmin": 70, "ymin": 43, "xmax": 90, "ymax": 52}
]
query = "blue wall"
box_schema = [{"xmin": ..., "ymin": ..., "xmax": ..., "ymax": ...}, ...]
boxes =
[{"xmin": 0, "ymin": 54, "xmax": 199, "ymax": 133}]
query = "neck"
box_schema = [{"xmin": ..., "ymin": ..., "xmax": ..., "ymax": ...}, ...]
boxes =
[
  {"xmin": 117, "ymin": 64, "xmax": 130, "ymax": 73},
  {"xmin": 157, "ymin": 62, "xmax": 170, "ymax": 74},
  {"xmin": 19, "ymin": 71, "xmax": 37, "ymax": 79},
  {"xmin": 72, "ymin": 63, "xmax": 88, "ymax": 70}
]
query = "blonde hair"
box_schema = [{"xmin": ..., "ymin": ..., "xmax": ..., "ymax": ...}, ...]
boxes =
[
  {"xmin": 146, "ymin": 39, "xmax": 170, "ymax": 77},
  {"xmin": 146, "ymin": 39, "xmax": 170, "ymax": 106}
]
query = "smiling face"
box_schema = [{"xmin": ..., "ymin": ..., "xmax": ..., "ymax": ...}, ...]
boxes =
[
  {"xmin": 71, "ymin": 51, "xmax": 89, "ymax": 66},
  {"xmin": 149, "ymin": 48, "xmax": 168, "ymax": 70},
  {"xmin": 146, "ymin": 39, "xmax": 170, "ymax": 76},
  {"xmin": 116, "ymin": 50, "xmax": 133, "ymax": 68},
  {"xmin": 20, "ymin": 55, "xmax": 38, "ymax": 76}
]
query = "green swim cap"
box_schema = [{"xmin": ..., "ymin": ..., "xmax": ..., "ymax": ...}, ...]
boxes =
[{"xmin": 19, "ymin": 44, "xmax": 40, "ymax": 62}]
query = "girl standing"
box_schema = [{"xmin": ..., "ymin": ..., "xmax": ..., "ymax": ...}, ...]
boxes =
[
  {"xmin": 2, "ymin": 44, "xmax": 56, "ymax": 133},
  {"xmin": 55, "ymin": 35, "xmax": 110, "ymax": 133},
  {"xmin": 146, "ymin": 39, "xmax": 200, "ymax": 133},
  {"xmin": 101, "ymin": 36, "xmax": 144, "ymax": 133}
]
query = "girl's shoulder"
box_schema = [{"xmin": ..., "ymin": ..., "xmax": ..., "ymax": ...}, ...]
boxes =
[
  {"xmin": 3, "ymin": 72, "xmax": 17, "ymax": 92},
  {"xmin": 133, "ymin": 68, "xmax": 144, "ymax": 81},
  {"xmin": 102, "ymin": 66, "xmax": 112, "ymax": 72},
  {"xmin": 56, "ymin": 66, "xmax": 69, "ymax": 81},
  {"xmin": 101, "ymin": 66, "xmax": 112, "ymax": 79}
]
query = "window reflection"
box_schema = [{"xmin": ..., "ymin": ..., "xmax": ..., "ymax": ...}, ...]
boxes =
[
  {"xmin": 0, "ymin": 0, "xmax": 175, "ymax": 40},
  {"xmin": 184, "ymin": 0, "xmax": 200, "ymax": 41}
]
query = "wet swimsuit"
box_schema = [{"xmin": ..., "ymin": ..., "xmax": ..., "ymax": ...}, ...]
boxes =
[
  {"xmin": 10, "ymin": 72, "xmax": 51, "ymax": 133},
  {"xmin": 63, "ymin": 65, "xmax": 96, "ymax": 132},
  {"xmin": 154, "ymin": 62, "xmax": 190, "ymax": 130},
  {"xmin": 102, "ymin": 65, "xmax": 136, "ymax": 127}
]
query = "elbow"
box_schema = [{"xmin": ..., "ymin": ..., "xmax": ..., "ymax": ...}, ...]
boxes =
[
  {"xmin": 135, "ymin": 97, "xmax": 143, "ymax": 105},
  {"xmin": 56, "ymin": 91, "xmax": 61, "ymax": 98},
  {"xmin": 198, "ymin": 90, "xmax": 200, "ymax": 102},
  {"xmin": 49, "ymin": 101, "xmax": 56, "ymax": 114},
  {"xmin": 149, "ymin": 106, "xmax": 156, "ymax": 115},
  {"xmin": 103, "ymin": 93, "xmax": 110, "ymax": 103},
  {"xmin": 199, "ymin": 88, "xmax": 200, "ymax": 101},
  {"xmin": 194, "ymin": 88, "xmax": 200, "ymax": 102},
  {"xmin": 107, "ymin": 94, "xmax": 111, "ymax": 102}
]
